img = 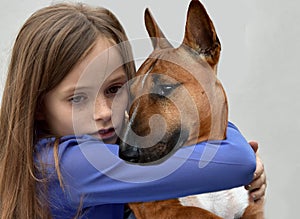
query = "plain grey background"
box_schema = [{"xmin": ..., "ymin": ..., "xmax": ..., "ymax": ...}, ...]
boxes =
[{"xmin": 0, "ymin": 0, "xmax": 299, "ymax": 218}]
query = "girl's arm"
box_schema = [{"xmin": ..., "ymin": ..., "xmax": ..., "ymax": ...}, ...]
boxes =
[{"xmin": 38, "ymin": 122, "xmax": 255, "ymax": 207}]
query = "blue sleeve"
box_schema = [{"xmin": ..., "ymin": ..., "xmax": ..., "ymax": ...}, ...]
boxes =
[{"xmin": 41, "ymin": 122, "xmax": 255, "ymax": 207}]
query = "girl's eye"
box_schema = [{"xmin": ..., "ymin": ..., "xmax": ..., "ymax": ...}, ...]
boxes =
[
  {"xmin": 69, "ymin": 95, "xmax": 87, "ymax": 104},
  {"xmin": 105, "ymin": 84, "xmax": 123, "ymax": 96}
]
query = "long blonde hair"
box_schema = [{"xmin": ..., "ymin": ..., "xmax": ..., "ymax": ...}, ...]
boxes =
[{"xmin": 0, "ymin": 3, "xmax": 135, "ymax": 218}]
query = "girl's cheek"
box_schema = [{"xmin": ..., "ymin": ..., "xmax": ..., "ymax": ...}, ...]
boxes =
[
  {"xmin": 116, "ymin": 87, "xmax": 129, "ymax": 110},
  {"xmin": 111, "ymin": 89, "xmax": 128, "ymax": 128},
  {"xmin": 72, "ymin": 104, "xmax": 93, "ymax": 133}
]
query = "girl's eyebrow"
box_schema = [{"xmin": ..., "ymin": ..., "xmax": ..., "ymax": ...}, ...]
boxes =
[
  {"xmin": 61, "ymin": 69, "xmax": 127, "ymax": 95},
  {"xmin": 62, "ymin": 86, "xmax": 92, "ymax": 94},
  {"xmin": 108, "ymin": 74, "xmax": 127, "ymax": 83}
]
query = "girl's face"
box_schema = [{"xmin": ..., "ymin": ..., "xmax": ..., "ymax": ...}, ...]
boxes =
[{"xmin": 41, "ymin": 38, "xmax": 128, "ymax": 144}]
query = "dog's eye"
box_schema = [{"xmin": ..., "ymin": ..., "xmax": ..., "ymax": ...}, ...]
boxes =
[{"xmin": 155, "ymin": 84, "xmax": 180, "ymax": 97}]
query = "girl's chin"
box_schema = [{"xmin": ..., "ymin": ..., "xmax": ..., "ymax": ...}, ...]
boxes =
[
  {"xmin": 103, "ymin": 136, "xmax": 118, "ymax": 144},
  {"xmin": 89, "ymin": 127, "xmax": 122, "ymax": 144},
  {"xmin": 92, "ymin": 134, "xmax": 118, "ymax": 145}
]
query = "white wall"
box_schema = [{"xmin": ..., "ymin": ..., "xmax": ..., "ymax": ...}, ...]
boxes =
[{"xmin": 1, "ymin": 0, "xmax": 299, "ymax": 218}]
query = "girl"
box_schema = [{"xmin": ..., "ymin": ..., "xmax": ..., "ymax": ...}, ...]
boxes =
[{"xmin": 0, "ymin": 2, "xmax": 265, "ymax": 219}]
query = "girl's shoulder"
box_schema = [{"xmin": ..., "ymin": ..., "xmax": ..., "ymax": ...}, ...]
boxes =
[
  {"xmin": 35, "ymin": 134, "xmax": 108, "ymax": 165},
  {"xmin": 36, "ymin": 134, "xmax": 99, "ymax": 149}
]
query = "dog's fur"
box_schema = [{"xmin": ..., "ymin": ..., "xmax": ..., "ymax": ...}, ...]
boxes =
[{"xmin": 119, "ymin": 0, "xmax": 264, "ymax": 218}]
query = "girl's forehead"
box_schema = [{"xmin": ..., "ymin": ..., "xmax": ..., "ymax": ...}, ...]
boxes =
[
  {"xmin": 82, "ymin": 38, "xmax": 123, "ymax": 75},
  {"xmin": 80, "ymin": 41, "xmax": 124, "ymax": 85},
  {"xmin": 57, "ymin": 38, "xmax": 125, "ymax": 95},
  {"xmin": 62, "ymin": 38, "xmax": 124, "ymax": 88}
]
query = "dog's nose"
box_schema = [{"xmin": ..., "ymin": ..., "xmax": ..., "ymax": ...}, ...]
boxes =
[{"xmin": 119, "ymin": 144, "xmax": 140, "ymax": 163}]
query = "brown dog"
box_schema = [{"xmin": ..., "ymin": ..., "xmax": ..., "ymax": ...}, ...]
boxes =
[{"xmin": 119, "ymin": 0, "xmax": 264, "ymax": 218}]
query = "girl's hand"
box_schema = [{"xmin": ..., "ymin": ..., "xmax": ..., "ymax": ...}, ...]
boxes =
[{"xmin": 245, "ymin": 141, "xmax": 267, "ymax": 203}]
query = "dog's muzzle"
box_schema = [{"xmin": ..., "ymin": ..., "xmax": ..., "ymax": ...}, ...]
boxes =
[{"xmin": 119, "ymin": 128, "xmax": 189, "ymax": 164}]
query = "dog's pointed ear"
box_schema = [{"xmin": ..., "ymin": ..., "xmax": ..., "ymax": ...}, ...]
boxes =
[
  {"xmin": 145, "ymin": 8, "xmax": 173, "ymax": 49},
  {"xmin": 182, "ymin": 0, "xmax": 221, "ymax": 68}
]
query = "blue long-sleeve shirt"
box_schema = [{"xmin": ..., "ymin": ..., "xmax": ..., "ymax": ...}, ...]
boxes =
[{"xmin": 35, "ymin": 122, "xmax": 256, "ymax": 219}]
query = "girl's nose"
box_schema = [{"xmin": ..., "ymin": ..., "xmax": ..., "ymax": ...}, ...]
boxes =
[{"xmin": 93, "ymin": 96, "xmax": 112, "ymax": 122}]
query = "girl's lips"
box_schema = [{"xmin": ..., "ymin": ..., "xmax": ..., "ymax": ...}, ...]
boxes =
[{"xmin": 97, "ymin": 128, "xmax": 116, "ymax": 140}]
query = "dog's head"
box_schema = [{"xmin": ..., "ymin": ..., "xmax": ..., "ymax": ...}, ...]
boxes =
[{"xmin": 119, "ymin": 0, "xmax": 228, "ymax": 164}]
